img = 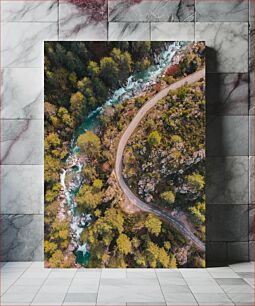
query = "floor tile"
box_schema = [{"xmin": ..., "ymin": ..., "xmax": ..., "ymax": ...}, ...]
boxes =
[
  {"xmin": 180, "ymin": 268, "xmax": 212, "ymax": 278},
  {"xmin": 227, "ymin": 292, "xmax": 254, "ymax": 305},
  {"xmin": 220, "ymin": 284, "xmax": 253, "ymax": 293},
  {"xmin": 237, "ymin": 272, "xmax": 255, "ymax": 278},
  {"xmin": 2, "ymin": 289, "xmax": 37, "ymax": 304},
  {"xmin": 215, "ymin": 278, "xmax": 249, "ymax": 285},
  {"xmin": 68, "ymin": 278, "xmax": 99, "ymax": 293},
  {"xmin": 1, "ymin": 262, "xmax": 32, "ymax": 269},
  {"xmin": 14, "ymin": 277, "xmax": 46, "ymax": 287},
  {"xmin": 31, "ymin": 291, "xmax": 66, "ymax": 305},
  {"xmin": 189, "ymin": 284, "xmax": 224, "ymax": 294},
  {"xmin": 64, "ymin": 292, "xmax": 97, "ymax": 303},
  {"xmin": 160, "ymin": 284, "xmax": 192, "ymax": 294},
  {"xmin": 163, "ymin": 293, "xmax": 198, "ymax": 305},
  {"xmin": 230, "ymin": 262, "xmax": 254, "ymax": 272},
  {"xmin": 125, "ymin": 285, "xmax": 165, "ymax": 303},
  {"xmin": 127, "ymin": 269, "xmax": 157, "ymax": 279},
  {"xmin": 101, "ymin": 268, "xmax": 126, "ymax": 279},
  {"xmin": 75, "ymin": 269, "xmax": 101, "ymax": 279},
  {"xmin": 243, "ymin": 277, "xmax": 255, "ymax": 288},
  {"xmin": 48, "ymin": 268, "xmax": 77, "ymax": 278},
  {"xmin": 193, "ymin": 292, "xmax": 234, "ymax": 305},
  {"xmin": 96, "ymin": 285, "xmax": 127, "ymax": 304},
  {"xmin": 207, "ymin": 267, "xmax": 240, "ymax": 278}
]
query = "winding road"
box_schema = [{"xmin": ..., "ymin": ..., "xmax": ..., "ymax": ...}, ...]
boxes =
[{"xmin": 115, "ymin": 68, "xmax": 206, "ymax": 252}]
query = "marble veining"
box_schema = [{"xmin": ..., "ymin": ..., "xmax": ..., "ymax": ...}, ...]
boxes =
[
  {"xmin": 0, "ymin": 215, "xmax": 43, "ymax": 261},
  {"xmin": 249, "ymin": 116, "xmax": 254, "ymax": 155},
  {"xmin": 250, "ymin": 0, "xmax": 254, "ymax": 22},
  {"xmin": 109, "ymin": 22, "xmax": 150, "ymax": 40},
  {"xmin": 207, "ymin": 116, "xmax": 248, "ymax": 156},
  {"xmin": 1, "ymin": 165, "xmax": 43, "ymax": 214},
  {"xmin": 151, "ymin": 22, "xmax": 195, "ymax": 41},
  {"xmin": 249, "ymin": 204, "xmax": 254, "ymax": 241},
  {"xmin": 249, "ymin": 157, "xmax": 254, "ymax": 206},
  {"xmin": 2, "ymin": 0, "xmax": 58, "ymax": 22},
  {"xmin": 206, "ymin": 157, "xmax": 249, "ymax": 205},
  {"xmin": 2, "ymin": 22, "xmax": 58, "ymax": 68},
  {"xmin": 195, "ymin": 22, "xmax": 248, "ymax": 73},
  {"xmin": 0, "ymin": 119, "xmax": 43, "ymax": 165},
  {"xmin": 196, "ymin": 0, "xmax": 248, "ymax": 22},
  {"xmin": 206, "ymin": 73, "xmax": 249, "ymax": 116},
  {"xmin": 59, "ymin": 1, "xmax": 107, "ymax": 40},
  {"xmin": 108, "ymin": 0, "xmax": 195, "ymax": 22},
  {"xmin": 1, "ymin": 68, "xmax": 43, "ymax": 119},
  {"xmin": 249, "ymin": 25, "xmax": 254, "ymax": 114}
]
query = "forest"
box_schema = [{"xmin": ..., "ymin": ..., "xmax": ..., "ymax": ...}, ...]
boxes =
[{"xmin": 44, "ymin": 41, "xmax": 206, "ymax": 268}]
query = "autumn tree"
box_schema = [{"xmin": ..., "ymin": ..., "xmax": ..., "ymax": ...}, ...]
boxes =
[
  {"xmin": 44, "ymin": 155, "xmax": 61, "ymax": 183},
  {"xmin": 165, "ymin": 64, "xmax": 180, "ymax": 77},
  {"xmin": 147, "ymin": 131, "xmax": 161, "ymax": 147},
  {"xmin": 187, "ymin": 173, "xmax": 205, "ymax": 191},
  {"xmin": 87, "ymin": 60, "xmax": 100, "ymax": 78},
  {"xmin": 145, "ymin": 214, "xmax": 162, "ymax": 236},
  {"xmin": 111, "ymin": 48, "xmax": 133, "ymax": 82},
  {"xmin": 44, "ymin": 240, "xmax": 57, "ymax": 256},
  {"xmin": 45, "ymin": 133, "xmax": 61, "ymax": 151},
  {"xmin": 117, "ymin": 234, "xmax": 132, "ymax": 255},
  {"xmin": 70, "ymin": 91, "xmax": 86, "ymax": 121},
  {"xmin": 76, "ymin": 184, "xmax": 103, "ymax": 211},
  {"xmin": 77, "ymin": 131, "xmax": 101, "ymax": 158},
  {"xmin": 100, "ymin": 57, "xmax": 119, "ymax": 88},
  {"xmin": 160, "ymin": 191, "xmax": 176, "ymax": 205}
]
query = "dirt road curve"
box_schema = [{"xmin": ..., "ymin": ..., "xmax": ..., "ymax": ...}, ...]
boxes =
[{"xmin": 115, "ymin": 68, "xmax": 206, "ymax": 252}]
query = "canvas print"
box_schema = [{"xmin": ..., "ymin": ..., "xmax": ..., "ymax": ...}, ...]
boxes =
[{"xmin": 44, "ymin": 41, "xmax": 206, "ymax": 268}]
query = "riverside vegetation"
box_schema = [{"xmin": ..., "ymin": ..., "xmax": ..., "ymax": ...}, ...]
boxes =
[{"xmin": 44, "ymin": 41, "xmax": 206, "ymax": 268}]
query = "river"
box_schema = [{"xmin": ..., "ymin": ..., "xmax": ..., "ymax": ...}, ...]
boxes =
[{"xmin": 59, "ymin": 41, "xmax": 184, "ymax": 266}]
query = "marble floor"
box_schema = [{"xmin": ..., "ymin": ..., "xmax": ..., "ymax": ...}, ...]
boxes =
[{"xmin": 0, "ymin": 262, "xmax": 254, "ymax": 305}]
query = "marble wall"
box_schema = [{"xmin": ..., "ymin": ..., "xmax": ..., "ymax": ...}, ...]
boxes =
[{"xmin": 0, "ymin": 0, "xmax": 254, "ymax": 265}]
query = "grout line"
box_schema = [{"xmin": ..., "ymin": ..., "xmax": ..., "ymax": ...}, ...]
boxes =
[
  {"xmin": 154, "ymin": 269, "xmax": 167, "ymax": 306},
  {"xmin": 95, "ymin": 268, "xmax": 103, "ymax": 305},
  {"xmin": 216, "ymin": 265, "xmax": 253, "ymax": 305},
  {"xmin": 62, "ymin": 268, "xmax": 78, "ymax": 304},
  {"xmin": 178, "ymin": 271, "xmax": 200, "ymax": 305},
  {"xmin": 29, "ymin": 266, "xmax": 53, "ymax": 305},
  {"xmin": 1, "ymin": 262, "xmax": 33, "ymax": 296}
]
